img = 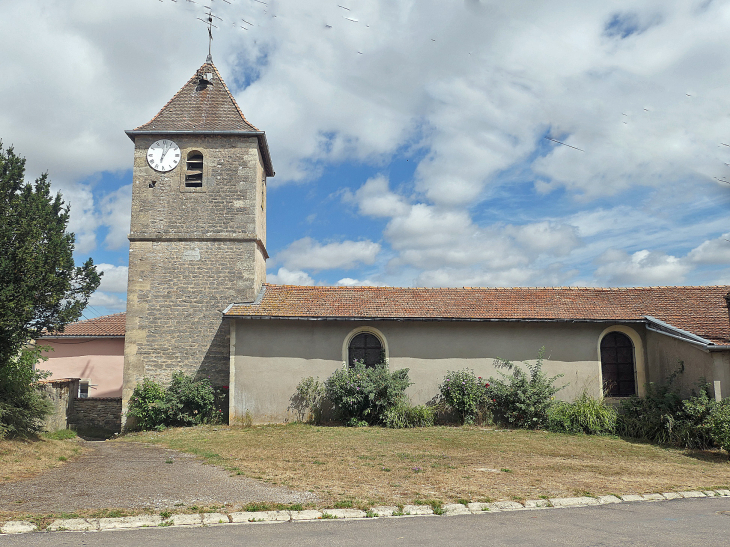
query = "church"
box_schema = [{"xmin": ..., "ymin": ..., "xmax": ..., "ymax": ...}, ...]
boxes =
[{"xmin": 121, "ymin": 57, "xmax": 730, "ymax": 425}]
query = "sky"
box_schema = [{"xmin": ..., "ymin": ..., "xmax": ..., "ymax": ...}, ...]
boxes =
[{"xmin": 1, "ymin": 0, "xmax": 729, "ymax": 319}]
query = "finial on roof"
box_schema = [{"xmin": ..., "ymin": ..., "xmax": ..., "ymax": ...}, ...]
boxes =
[{"xmin": 206, "ymin": 53, "xmax": 213, "ymax": 64}]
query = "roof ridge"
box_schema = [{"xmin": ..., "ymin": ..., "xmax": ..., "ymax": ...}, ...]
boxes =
[{"xmin": 263, "ymin": 283, "xmax": 730, "ymax": 291}]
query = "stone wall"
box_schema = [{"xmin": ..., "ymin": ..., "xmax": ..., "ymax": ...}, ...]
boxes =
[
  {"xmin": 40, "ymin": 378, "xmax": 79, "ymax": 432},
  {"xmin": 123, "ymin": 134, "xmax": 267, "ymax": 423},
  {"xmin": 69, "ymin": 397, "xmax": 122, "ymax": 439}
]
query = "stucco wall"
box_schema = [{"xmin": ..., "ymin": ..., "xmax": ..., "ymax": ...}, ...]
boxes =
[
  {"xmin": 40, "ymin": 338, "xmax": 124, "ymax": 397},
  {"xmin": 230, "ymin": 319, "xmax": 649, "ymax": 423},
  {"xmin": 645, "ymin": 330, "xmax": 721, "ymax": 397}
]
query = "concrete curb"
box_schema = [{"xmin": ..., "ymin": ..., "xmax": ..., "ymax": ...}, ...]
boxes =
[{"xmin": 2, "ymin": 490, "xmax": 729, "ymax": 535}]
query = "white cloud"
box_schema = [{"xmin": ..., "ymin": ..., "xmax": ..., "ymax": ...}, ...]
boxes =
[
  {"xmin": 273, "ymin": 237, "xmax": 381, "ymax": 271},
  {"xmin": 267, "ymin": 267, "xmax": 314, "ymax": 286},
  {"xmin": 687, "ymin": 233, "xmax": 730, "ymax": 264},
  {"xmin": 100, "ymin": 184, "xmax": 132, "ymax": 249},
  {"xmin": 594, "ymin": 249, "xmax": 690, "ymax": 285},
  {"xmin": 96, "ymin": 264, "xmax": 128, "ymax": 294},
  {"xmin": 88, "ymin": 291, "xmax": 126, "ymax": 311},
  {"xmin": 344, "ymin": 175, "xmax": 410, "ymax": 218},
  {"xmin": 336, "ymin": 278, "xmax": 387, "ymax": 287}
]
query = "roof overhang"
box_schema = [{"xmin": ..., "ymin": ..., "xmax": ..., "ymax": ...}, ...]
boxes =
[
  {"xmin": 644, "ymin": 315, "xmax": 730, "ymax": 351},
  {"xmin": 124, "ymin": 129, "xmax": 275, "ymax": 177}
]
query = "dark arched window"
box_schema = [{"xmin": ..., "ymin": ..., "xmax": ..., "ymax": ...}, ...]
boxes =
[
  {"xmin": 185, "ymin": 151, "xmax": 204, "ymax": 187},
  {"xmin": 348, "ymin": 332, "xmax": 383, "ymax": 368},
  {"xmin": 601, "ymin": 331, "xmax": 636, "ymax": 397}
]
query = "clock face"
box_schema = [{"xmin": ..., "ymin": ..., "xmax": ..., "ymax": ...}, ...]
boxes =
[{"xmin": 147, "ymin": 139, "xmax": 181, "ymax": 172}]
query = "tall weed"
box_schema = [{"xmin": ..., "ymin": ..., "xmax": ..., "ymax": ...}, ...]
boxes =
[
  {"xmin": 547, "ymin": 394, "xmax": 617, "ymax": 435},
  {"xmin": 486, "ymin": 348, "xmax": 566, "ymax": 429}
]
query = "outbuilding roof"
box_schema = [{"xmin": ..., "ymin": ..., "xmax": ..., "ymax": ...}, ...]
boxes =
[
  {"xmin": 224, "ymin": 284, "xmax": 730, "ymax": 345},
  {"xmin": 41, "ymin": 313, "xmax": 126, "ymax": 338}
]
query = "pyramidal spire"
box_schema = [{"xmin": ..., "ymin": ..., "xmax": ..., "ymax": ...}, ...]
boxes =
[{"xmin": 132, "ymin": 59, "xmax": 259, "ymax": 133}]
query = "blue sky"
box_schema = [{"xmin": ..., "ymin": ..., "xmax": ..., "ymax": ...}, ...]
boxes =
[{"xmin": 1, "ymin": 0, "xmax": 729, "ymax": 319}]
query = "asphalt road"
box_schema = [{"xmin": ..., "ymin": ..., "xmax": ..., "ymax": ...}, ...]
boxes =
[{"xmin": 2, "ymin": 498, "xmax": 729, "ymax": 547}]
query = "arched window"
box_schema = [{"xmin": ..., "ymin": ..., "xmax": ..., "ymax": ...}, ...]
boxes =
[
  {"xmin": 601, "ymin": 331, "xmax": 636, "ymax": 397},
  {"xmin": 185, "ymin": 151, "xmax": 204, "ymax": 187},
  {"xmin": 348, "ymin": 332, "xmax": 383, "ymax": 368}
]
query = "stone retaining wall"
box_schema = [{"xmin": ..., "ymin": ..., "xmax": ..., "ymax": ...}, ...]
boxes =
[{"xmin": 69, "ymin": 397, "xmax": 122, "ymax": 438}]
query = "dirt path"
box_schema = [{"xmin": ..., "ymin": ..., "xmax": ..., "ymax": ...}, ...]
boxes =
[{"xmin": 0, "ymin": 441, "xmax": 316, "ymax": 514}]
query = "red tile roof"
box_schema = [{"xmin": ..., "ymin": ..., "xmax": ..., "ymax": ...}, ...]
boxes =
[
  {"xmin": 42, "ymin": 313, "xmax": 126, "ymax": 338},
  {"xmin": 225, "ymin": 284, "xmax": 730, "ymax": 345},
  {"xmin": 133, "ymin": 60, "xmax": 258, "ymax": 133}
]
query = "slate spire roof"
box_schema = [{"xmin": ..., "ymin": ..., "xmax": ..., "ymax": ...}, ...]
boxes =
[{"xmin": 133, "ymin": 59, "xmax": 259, "ymax": 132}]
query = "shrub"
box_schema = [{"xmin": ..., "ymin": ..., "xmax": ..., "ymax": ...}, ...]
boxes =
[
  {"xmin": 164, "ymin": 371, "xmax": 217, "ymax": 427},
  {"xmin": 382, "ymin": 400, "xmax": 435, "ymax": 429},
  {"xmin": 709, "ymin": 400, "xmax": 730, "ymax": 457},
  {"xmin": 616, "ymin": 365, "xmax": 716, "ymax": 449},
  {"xmin": 126, "ymin": 372, "xmax": 219, "ymax": 430},
  {"xmin": 486, "ymin": 348, "xmax": 566, "ymax": 429},
  {"xmin": 290, "ymin": 376, "xmax": 326, "ymax": 423},
  {"xmin": 438, "ymin": 369, "xmax": 488, "ymax": 425},
  {"xmin": 0, "ymin": 346, "xmax": 53, "ymax": 438},
  {"xmin": 547, "ymin": 393, "xmax": 617, "ymax": 435},
  {"xmin": 324, "ymin": 361, "xmax": 411, "ymax": 425},
  {"xmin": 127, "ymin": 378, "xmax": 167, "ymax": 431}
]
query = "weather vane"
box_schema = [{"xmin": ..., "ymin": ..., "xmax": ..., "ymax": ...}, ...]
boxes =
[{"xmin": 197, "ymin": 7, "xmax": 221, "ymax": 61}]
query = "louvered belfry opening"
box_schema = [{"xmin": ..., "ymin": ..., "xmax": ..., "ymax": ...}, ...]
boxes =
[
  {"xmin": 185, "ymin": 151, "xmax": 204, "ymax": 187},
  {"xmin": 601, "ymin": 331, "xmax": 636, "ymax": 397},
  {"xmin": 348, "ymin": 332, "xmax": 383, "ymax": 368}
]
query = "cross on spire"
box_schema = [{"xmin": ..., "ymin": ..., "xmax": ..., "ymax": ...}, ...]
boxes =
[{"xmin": 197, "ymin": 8, "xmax": 220, "ymax": 62}]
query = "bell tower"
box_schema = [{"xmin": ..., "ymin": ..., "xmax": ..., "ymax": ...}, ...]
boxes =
[{"xmin": 122, "ymin": 58, "xmax": 274, "ymax": 423}]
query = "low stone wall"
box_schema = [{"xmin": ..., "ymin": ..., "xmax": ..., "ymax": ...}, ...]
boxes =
[{"xmin": 69, "ymin": 397, "xmax": 122, "ymax": 439}]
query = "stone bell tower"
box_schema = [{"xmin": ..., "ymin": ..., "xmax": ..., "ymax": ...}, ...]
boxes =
[{"xmin": 122, "ymin": 57, "xmax": 274, "ymax": 422}]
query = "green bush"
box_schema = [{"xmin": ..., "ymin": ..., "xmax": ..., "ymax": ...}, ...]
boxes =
[
  {"xmin": 547, "ymin": 393, "xmax": 617, "ymax": 435},
  {"xmin": 486, "ymin": 348, "xmax": 566, "ymax": 429},
  {"xmin": 382, "ymin": 400, "xmax": 435, "ymax": 429},
  {"xmin": 126, "ymin": 372, "xmax": 219, "ymax": 431},
  {"xmin": 616, "ymin": 366, "xmax": 716, "ymax": 449},
  {"xmin": 438, "ymin": 369, "xmax": 488, "ymax": 425},
  {"xmin": 0, "ymin": 346, "xmax": 52, "ymax": 438},
  {"xmin": 127, "ymin": 378, "xmax": 167, "ymax": 431},
  {"xmin": 290, "ymin": 376, "xmax": 326, "ymax": 423},
  {"xmin": 709, "ymin": 400, "xmax": 730, "ymax": 456},
  {"xmin": 324, "ymin": 361, "xmax": 411, "ymax": 426}
]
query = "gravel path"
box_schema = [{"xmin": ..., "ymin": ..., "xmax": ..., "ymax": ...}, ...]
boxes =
[{"xmin": 0, "ymin": 441, "xmax": 316, "ymax": 513}]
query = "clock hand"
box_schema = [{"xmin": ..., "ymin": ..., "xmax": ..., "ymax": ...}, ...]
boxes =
[{"xmin": 159, "ymin": 142, "xmax": 170, "ymax": 163}]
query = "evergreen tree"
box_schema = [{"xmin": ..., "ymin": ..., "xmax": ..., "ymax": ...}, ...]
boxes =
[{"xmin": 0, "ymin": 142, "xmax": 101, "ymax": 436}]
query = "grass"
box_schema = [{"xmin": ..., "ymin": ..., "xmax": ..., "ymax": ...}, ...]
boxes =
[
  {"xmin": 122, "ymin": 424, "xmax": 730, "ymax": 508},
  {"xmin": 0, "ymin": 435, "xmax": 84, "ymax": 483}
]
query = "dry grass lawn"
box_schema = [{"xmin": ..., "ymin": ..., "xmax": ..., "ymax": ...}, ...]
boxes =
[
  {"xmin": 124, "ymin": 424, "xmax": 730, "ymax": 508},
  {"xmin": 0, "ymin": 436, "xmax": 85, "ymax": 482}
]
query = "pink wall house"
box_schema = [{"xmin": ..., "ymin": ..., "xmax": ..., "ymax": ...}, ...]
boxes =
[{"xmin": 38, "ymin": 313, "xmax": 125, "ymax": 398}]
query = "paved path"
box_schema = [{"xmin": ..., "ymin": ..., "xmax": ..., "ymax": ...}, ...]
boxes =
[
  {"xmin": 1, "ymin": 498, "xmax": 729, "ymax": 546},
  {"xmin": 0, "ymin": 441, "xmax": 315, "ymax": 514}
]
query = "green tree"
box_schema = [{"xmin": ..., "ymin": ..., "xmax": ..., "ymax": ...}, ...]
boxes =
[{"xmin": 0, "ymin": 142, "xmax": 101, "ymax": 437}]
